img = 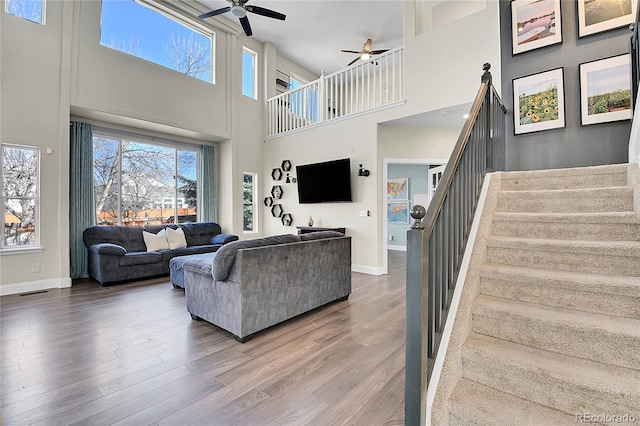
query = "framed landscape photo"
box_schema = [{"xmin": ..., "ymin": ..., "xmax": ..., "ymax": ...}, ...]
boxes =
[
  {"xmin": 387, "ymin": 202, "xmax": 410, "ymax": 224},
  {"xmin": 577, "ymin": 0, "xmax": 637, "ymax": 38},
  {"xmin": 513, "ymin": 67, "xmax": 565, "ymax": 135},
  {"xmin": 580, "ymin": 54, "xmax": 632, "ymax": 125},
  {"xmin": 511, "ymin": 0, "xmax": 562, "ymax": 55},
  {"xmin": 387, "ymin": 178, "xmax": 409, "ymax": 201}
]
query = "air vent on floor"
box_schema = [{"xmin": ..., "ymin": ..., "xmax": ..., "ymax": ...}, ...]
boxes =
[{"xmin": 19, "ymin": 290, "xmax": 48, "ymax": 296}]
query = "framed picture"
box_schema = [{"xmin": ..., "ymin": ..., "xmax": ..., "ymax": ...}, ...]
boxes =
[
  {"xmin": 513, "ymin": 68, "xmax": 565, "ymax": 135},
  {"xmin": 577, "ymin": 0, "xmax": 637, "ymax": 38},
  {"xmin": 387, "ymin": 202, "xmax": 410, "ymax": 224},
  {"xmin": 511, "ymin": 0, "xmax": 562, "ymax": 55},
  {"xmin": 580, "ymin": 54, "xmax": 632, "ymax": 126},
  {"xmin": 387, "ymin": 178, "xmax": 409, "ymax": 201}
]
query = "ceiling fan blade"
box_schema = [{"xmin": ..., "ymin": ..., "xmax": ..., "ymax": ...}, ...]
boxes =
[
  {"xmin": 341, "ymin": 50, "xmax": 363, "ymax": 54},
  {"xmin": 364, "ymin": 38, "xmax": 372, "ymax": 51},
  {"xmin": 246, "ymin": 5, "xmax": 286, "ymax": 20},
  {"xmin": 348, "ymin": 56, "xmax": 360, "ymax": 66},
  {"xmin": 239, "ymin": 16, "xmax": 253, "ymax": 36},
  {"xmin": 198, "ymin": 6, "xmax": 230, "ymax": 19},
  {"xmin": 369, "ymin": 49, "xmax": 389, "ymax": 55}
]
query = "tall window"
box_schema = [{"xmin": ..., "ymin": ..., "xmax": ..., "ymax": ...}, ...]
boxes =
[
  {"xmin": 290, "ymin": 75, "xmax": 318, "ymax": 122},
  {"xmin": 100, "ymin": 0, "xmax": 214, "ymax": 83},
  {"xmin": 4, "ymin": 0, "xmax": 44, "ymax": 24},
  {"xmin": 93, "ymin": 133, "xmax": 199, "ymax": 226},
  {"xmin": 2, "ymin": 144, "xmax": 40, "ymax": 250},
  {"xmin": 242, "ymin": 47, "xmax": 257, "ymax": 99},
  {"xmin": 243, "ymin": 172, "xmax": 257, "ymax": 233}
]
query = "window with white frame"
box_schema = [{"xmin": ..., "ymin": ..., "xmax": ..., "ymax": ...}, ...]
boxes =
[
  {"xmin": 100, "ymin": 0, "xmax": 214, "ymax": 83},
  {"xmin": 242, "ymin": 47, "xmax": 257, "ymax": 99},
  {"xmin": 2, "ymin": 144, "xmax": 40, "ymax": 250},
  {"xmin": 243, "ymin": 172, "xmax": 258, "ymax": 233},
  {"xmin": 93, "ymin": 132, "xmax": 200, "ymax": 226},
  {"xmin": 4, "ymin": 0, "xmax": 45, "ymax": 24},
  {"xmin": 290, "ymin": 74, "xmax": 318, "ymax": 122}
]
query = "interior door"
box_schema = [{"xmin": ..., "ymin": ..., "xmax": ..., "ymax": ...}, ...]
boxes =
[{"xmin": 428, "ymin": 165, "xmax": 446, "ymax": 202}]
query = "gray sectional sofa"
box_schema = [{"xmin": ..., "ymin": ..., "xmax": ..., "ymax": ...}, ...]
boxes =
[
  {"xmin": 83, "ymin": 223, "xmax": 238, "ymax": 286},
  {"xmin": 182, "ymin": 231, "xmax": 352, "ymax": 342}
]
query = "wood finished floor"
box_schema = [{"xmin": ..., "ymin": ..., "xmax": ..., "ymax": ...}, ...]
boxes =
[{"xmin": 1, "ymin": 251, "xmax": 406, "ymax": 426}]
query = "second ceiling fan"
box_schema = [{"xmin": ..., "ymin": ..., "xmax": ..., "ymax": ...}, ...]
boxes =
[
  {"xmin": 198, "ymin": 0, "xmax": 286, "ymax": 37},
  {"xmin": 341, "ymin": 38, "xmax": 389, "ymax": 66}
]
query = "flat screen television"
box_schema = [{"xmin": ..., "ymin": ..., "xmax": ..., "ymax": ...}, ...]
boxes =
[{"xmin": 296, "ymin": 158, "xmax": 352, "ymax": 203}]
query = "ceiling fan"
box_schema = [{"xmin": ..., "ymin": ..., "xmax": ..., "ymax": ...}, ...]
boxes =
[
  {"xmin": 341, "ymin": 38, "xmax": 389, "ymax": 66},
  {"xmin": 197, "ymin": 0, "xmax": 286, "ymax": 37}
]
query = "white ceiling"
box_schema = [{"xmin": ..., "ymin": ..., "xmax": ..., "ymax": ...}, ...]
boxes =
[{"xmin": 196, "ymin": 0, "xmax": 405, "ymax": 75}]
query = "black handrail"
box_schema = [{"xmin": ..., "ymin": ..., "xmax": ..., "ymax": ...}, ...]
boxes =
[
  {"xmin": 631, "ymin": 2, "xmax": 640, "ymax": 104},
  {"xmin": 404, "ymin": 64, "xmax": 506, "ymax": 425}
]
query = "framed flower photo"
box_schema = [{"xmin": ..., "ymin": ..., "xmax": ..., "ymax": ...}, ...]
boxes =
[
  {"xmin": 513, "ymin": 68, "xmax": 565, "ymax": 135},
  {"xmin": 511, "ymin": 0, "xmax": 562, "ymax": 55},
  {"xmin": 580, "ymin": 54, "xmax": 632, "ymax": 126},
  {"xmin": 577, "ymin": 0, "xmax": 637, "ymax": 38}
]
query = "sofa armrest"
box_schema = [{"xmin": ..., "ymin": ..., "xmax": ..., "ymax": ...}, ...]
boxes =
[
  {"xmin": 89, "ymin": 243, "xmax": 127, "ymax": 255},
  {"xmin": 210, "ymin": 233, "xmax": 239, "ymax": 245}
]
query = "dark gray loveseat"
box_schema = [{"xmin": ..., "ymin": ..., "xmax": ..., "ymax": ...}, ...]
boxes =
[
  {"xmin": 183, "ymin": 231, "xmax": 352, "ymax": 342},
  {"xmin": 83, "ymin": 223, "xmax": 238, "ymax": 286}
]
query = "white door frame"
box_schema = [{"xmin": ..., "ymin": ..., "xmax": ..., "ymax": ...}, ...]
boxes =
[{"xmin": 382, "ymin": 157, "xmax": 448, "ymax": 275}]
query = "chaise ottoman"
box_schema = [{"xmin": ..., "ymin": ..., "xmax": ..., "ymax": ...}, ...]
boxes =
[{"xmin": 169, "ymin": 252, "xmax": 217, "ymax": 288}]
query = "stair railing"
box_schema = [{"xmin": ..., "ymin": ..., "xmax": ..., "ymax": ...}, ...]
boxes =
[{"xmin": 404, "ymin": 64, "xmax": 506, "ymax": 425}]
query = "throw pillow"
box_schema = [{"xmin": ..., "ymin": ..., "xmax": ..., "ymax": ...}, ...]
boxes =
[
  {"xmin": 143, "ymin": 229, "xmax": 170, "ymax": 252},
  {"xmin": 166, "ymin": 227, "xmax": 188, "ymax": 250}
]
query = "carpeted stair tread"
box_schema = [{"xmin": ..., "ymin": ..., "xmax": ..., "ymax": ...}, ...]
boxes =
[
  {"xmin": 448, "ymin": 378, "xmax": 576, "ymax": 425},
  {"xmin": 497, "ymin": 186, "xmax": 634, "ymax": 213},
  {"xmin": 480, "ymin": 263, "xmax": 640, "ymax": 297},
  {"xmin": 500, "ymin": 164, "xmax": 628, "ymax": 191},
  {"xmin": 461, "ymin": 333, "xmax": 640, "ymax": 414}
]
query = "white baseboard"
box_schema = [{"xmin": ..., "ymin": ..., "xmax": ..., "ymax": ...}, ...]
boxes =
[
  {"xmin": 387, "ymin": 244, "xmax": 407, "ymax": 252},
  {"xmin": 0, "ymin": 277, "xmax": 72, "ymax": 296},
  {"xmin": 352, "ymin": 264, "xmax": 385, "ymax": 275}
]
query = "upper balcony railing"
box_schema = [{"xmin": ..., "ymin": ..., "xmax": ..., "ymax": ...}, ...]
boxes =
[{"xmin": 267, "ymin": 47, "xmax": 404, "ymax": 137}]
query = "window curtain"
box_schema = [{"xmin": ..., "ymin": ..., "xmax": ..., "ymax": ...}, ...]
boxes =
[
  {"xmin": 69, "ymin": 121, "xmax": 95, "ymax": 279},
  {"xmin": 200, "ymin": 145, "xmax": 216, "ymax": 222}
]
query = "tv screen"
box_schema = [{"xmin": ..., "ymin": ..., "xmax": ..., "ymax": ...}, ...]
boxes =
[{"xmin": 296, "ymin": 158, "xmax": 352, "ymax": 204}]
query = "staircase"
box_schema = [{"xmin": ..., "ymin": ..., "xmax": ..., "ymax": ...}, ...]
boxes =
[{"xmin": 443, "ymin": 164, "xmax": 640, "ymax": 425}]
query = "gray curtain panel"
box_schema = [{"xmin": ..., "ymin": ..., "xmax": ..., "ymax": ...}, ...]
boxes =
[
  {"xmin": 69, "ymin": 121, "xmax": 95, "ymax": 279},
  {"xmin": 200, "ymin": 144, "xmax": 216, "ymax": 222}
]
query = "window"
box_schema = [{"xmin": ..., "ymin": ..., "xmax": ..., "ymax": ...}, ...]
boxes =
[
  {"xmin": 2, "ymin": 144, "xmax": 40, "ymax": 251},
  {"xmin": 100, "ymin": 0, "xmax": 213, "ymax": 83},
  {"xmin": 243, "ymin": 172, "xmax": 258, "ymax": 233},
  {"xmin": 242, "ymin": 47, "xmax": 257, "ymax": 99},
  {"xmin": 5, "ymin": 0, "xmax": 45, "ymax": 24},
  {"xmin": 290, "ymin": 75, "xmax": 319, "ymax": 122},
  {"xmin": 93, "ymin": 132, "xmax": 199, "ymax": 226}
]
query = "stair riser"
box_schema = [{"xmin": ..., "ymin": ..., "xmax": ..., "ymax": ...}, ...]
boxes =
[
  {"xmin": 471, "ymin": 313, "xmax": 640, "ymax": 371},
  {"xmin": 462, "ymin": 349, "xmax": 640, "ymax": 416},
  {"xmin": 492, "ymin": 221, "xmax": 640, "ymax": 242},
  {"xmin": 497, "ymin": 194, "xmax": 633, "ymax": 213},
  {"xmin": 501, "ymin": 173, "xmax": 628, "ymax": 191},
  {"xmin": 480, "ymin": 278, "xmax": 640, "ymax": 319},
  {"xmin": 486, "ymin": 246, "xmax": 640, "ymax": 276}
]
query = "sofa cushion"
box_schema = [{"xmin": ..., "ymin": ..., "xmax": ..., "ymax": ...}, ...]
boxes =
[
  {"xmin": 298, "ymin": 230, "xmax": 344, "ymax": 241},
  {"xmin": 210, "ymin": 233, "xmax": 239, "ymax": 245},
  {"xmin": 166, "ymin": 227, "xmax": 188, "ymax": 249},
  {"xmin": 119, "ymin": 252, "xmax": 162, "ymax": 266},
  {"xmin": 83, "ymin": 225, "xmax": 147, "ymax": 252},
  {"xmin": 181, "ymin": 222, "xmax": 222, "ymax": 246},
  {"xmin": 212, "ymin": 234, "xmax": 301, "ymax": 281},
  {"xmin": 143, "ymin": 229, "xmax": 170, "ymax": 252},
  {"xmin": 89, "ymin": 243, "xmax": 127, "ymax": 255}
]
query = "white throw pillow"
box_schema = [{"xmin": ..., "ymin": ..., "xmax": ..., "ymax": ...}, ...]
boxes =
[
  {"xmin": 143, "ymin": 229, "xmax": 170, "ymax": 252},
  {"xmin": 166, "ymin": 227, "xmax": 188, "ymax": 250}
]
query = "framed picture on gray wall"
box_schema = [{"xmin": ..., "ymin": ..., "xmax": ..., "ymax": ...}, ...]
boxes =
[
  {"xmin": 511, "ymin": 0, "xmax": 562, "ymax": 55},
  {"xmin": 577, "ymin": 0, "xmax": 638, "ymax": 38},
  {"xmin": 513, "ymin": 68, "xmax": 565, "ymax": 135},
  {"xmin": 579, "ymin": 54, "xmax": 632, "ymax": 125}
]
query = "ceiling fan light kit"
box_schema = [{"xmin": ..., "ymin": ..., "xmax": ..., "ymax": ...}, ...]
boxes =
[
  {"xmin": 341, "ymin": 38, "xmax": 389, "ymax": 66},
  {"xmin": 198, "ymin": 0, "xmax": 286, "ymax": 37}
]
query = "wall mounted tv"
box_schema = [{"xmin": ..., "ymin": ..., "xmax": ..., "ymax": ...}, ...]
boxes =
[{"xmin": 296, "ymin": 158, "xmax": 353, "ymax": 204}]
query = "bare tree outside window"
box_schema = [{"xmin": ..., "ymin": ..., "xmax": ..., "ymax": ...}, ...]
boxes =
[
  {"xmin": 2, "ymin": 146, "xmax": 39, "ymax": 247},
  {"xmin": 163, "ymin": 33, "xmax": 211, "ymax": 80},
  {"xmin": 6, "ymin": 0, "xmax": 43, "ymax": 24}
]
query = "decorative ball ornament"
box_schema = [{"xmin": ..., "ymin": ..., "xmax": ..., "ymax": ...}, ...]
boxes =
[{"xmin": 410, "ymin": 205, "xmax": 427, "ymax": 229}]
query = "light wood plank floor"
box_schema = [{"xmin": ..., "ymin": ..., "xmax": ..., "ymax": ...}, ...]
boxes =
[{"xmin": 1, "ymin": 251, "xmax": 406, "ymax": 425}]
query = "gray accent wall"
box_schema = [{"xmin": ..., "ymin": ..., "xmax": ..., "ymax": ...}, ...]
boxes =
[{"xmin": 500, "ymin": 0, "xmax": 633, "ymax": 171}]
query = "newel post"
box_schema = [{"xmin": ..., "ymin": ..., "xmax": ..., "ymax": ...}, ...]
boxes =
[
  {"xmin": 482, "ymin": 63, "xmax": 494, "ymax": 172},
  {"xmin": 405, "ymin": 205, "xmax": 429, "ymax": 426}
]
